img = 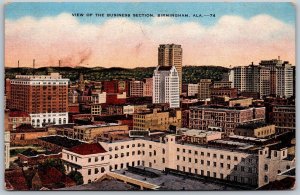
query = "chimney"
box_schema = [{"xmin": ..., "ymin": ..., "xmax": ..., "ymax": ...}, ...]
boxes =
[
  {"xmin": 17, "ymin": 60, "xmax": 19, "ymax": 68},
  {"xmin": 59, "ymin": 60, "xmax": 61, "ymax": 68},
  {"xmin": 251, "ymin": 62, "xmax": 254, "ymax": 65},
  {"xmin": 33, "ymin": 59, "xmax": 35, "ymax": 69}
]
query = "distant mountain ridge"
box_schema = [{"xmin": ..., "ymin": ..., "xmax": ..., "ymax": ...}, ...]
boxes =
[{"xmin": 5, "ymin": 66, "xmax": 229, "ymax": 84}]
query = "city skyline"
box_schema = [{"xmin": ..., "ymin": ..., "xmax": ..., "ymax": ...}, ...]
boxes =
[{"xmin": 5, "ymin": 2, "xmax": 295, "ymax": 68}]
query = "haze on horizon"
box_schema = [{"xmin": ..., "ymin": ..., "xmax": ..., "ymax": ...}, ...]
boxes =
[{"xmin": 5, "ymin": 3, "xmax": 295, "ymax": 68}]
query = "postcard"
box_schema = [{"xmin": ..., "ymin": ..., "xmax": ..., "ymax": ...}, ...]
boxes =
[{"xmin": 4, "ymin": 2, "xmax": 296, "ymax": 191}]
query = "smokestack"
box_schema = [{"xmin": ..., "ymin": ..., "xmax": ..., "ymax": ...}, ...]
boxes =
[
  {"xmin": 59, "ymin": 60, "xmax": 61, "ymax": 68},
  {"xmin": 18, "ymin": 60, "xmax": 19, "ymax": 68},
  {"xmin": 33, "ymin": 59, "xmax": 35, "ymax": 69}
]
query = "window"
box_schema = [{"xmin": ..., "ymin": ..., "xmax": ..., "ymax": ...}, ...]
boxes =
[
  {"xmin": 183, "ymin": 157, "xmax": 185, "ymax": 161},
  {"xmin": 213, "ymin": 162, "xmax": 216, "ymax": 167},
  {"xmin": 241, "ymin": 166, "xmax": 245, "ymax": 172},
  {"xmin": 95, "ymin": 157, "xmax": 98, "ymax": 162},
  {"xmin": 162, "ymin": 149, "xmax": 165, "ymax": 154},
  {"xmin": 195, "ymin": 151, "xmax": 198, "ymax": 155},
  {"xmin": 220, "ymin": 163, "xmax": 224, "ymax": 168},
  {"xmin": 189, "ymin": 158, "xmax": 191, "ymax": 163},
  {"xmin": 195, "ymin": 159, "xmax": 198, "ymax": 163},
  {"xmin": 201, "ymin": 152, "xmax": 204, "ymax": 156},
  {"xmin": 264, "ymin": 164, "xmax": 268, "ymax": 171},
  {"xmin": 201, "ymin": 160, "xmax": 204, "ymax": 165},
  {"xmin": 177, "ymin": 155, "xmax": 180, "ymax": 160},
  {"xmin": 162, "ymin": 158, "xmax": 165, "ymax": 163},
  {"xmin": 264, "ymin": 175, "xmax": 268, "ymax": 183},
  {"xmin": 220, "ymin": 174, "xmax": 224, "ymax": 179},
  {"xmin": 177, "ymin": 148, "xmax": 180, "ymax": 152},
  {"xmin": 207, "ymin": 171, "xmax": 210, "ymax": 177},
  {"xmin": 213, "ymin": 172, "xmax": 216, "ymax": 178},
  {"xmin": 286, "ymin": 165, "xmax": 291, "ymax": 170},
  {"xmin": 207, "ymin": 161, "xmax": 210, "ymax": 166},
  {"xmin": 220, "ymin": 154, "xmax": 224, "ymax": 159},
  {"xmin": 88, "ymin": 158, "xmax": 91, "ymax": 163},
  {"xmin": 88, "ymin": 169, "xmax": 91, "ymax": 175},
  {"xmin": 88, "ymin": 179, "xmax": 91, "ymax": 184},
  {"xmin": 227, "ymin": 164, "xmax": 230, "ymax": 169},
  {"xmin": 95, "ymin": 168, "xmax": 99, "ymax": 174},
  {"xmin": 101, "ymin": 156, "xmax": 104, "ymax": 161},
  {"xmin": 234, "ymin": 156, "xmax": 238, "ymax": 161},
  {"xmin": 213, "ymin": 154, "xmax": 217, "ymax": 158},
  {"xmin": 189, "ymin": 150, "xmax": 191, "ymax": 154},
  {"xmin": 101, "ymin": 167, "xmax": 105, "ymax": 173},
  {"xmin": 234, "ymin": 165, "xmax": 237, "ymax": 170},
  {"xmin": 207, "ymin": 153, "xmax": 210, "ymax": 157},
  {"xmin": 183, "ymin": 149, "xmax": 185, "ymax": 153},
  {"xmin": 227, "ymin": 156, "xmax": 231, "ymax": 160}
]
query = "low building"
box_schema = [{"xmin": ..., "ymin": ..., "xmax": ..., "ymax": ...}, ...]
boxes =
[
  {"xmin": 10, "ymin": 126, "xmax": 49, "ymax": 146},
  {"xmin": 133, "ymin": 109, "xmax": 181, "ymax": 131},
  {"xmin": 187, "ymin": 84, "xmax": 199, "ymax": 97},
  {"xmin": 189, "ymin": 106, "xmax": 265, "ymax": 135},
  {"xmin": 62, "ymin": 143, "xmax": 110, "ymax": 184},
  {"xmin": 177, "ymin": 128, "xmax": 223, "ymax": 144},
  {"xmin": 72, "ymin": 124, "xmax": 129, "ymax": 142},
  {"xmin": 270, "ymin": 105, "xmax": 295, "ymax": 132},
  {"xmin": 8, "ymin": 111, "xmax": 31, "ymax": 131},
  {"xmin": 211, "ymin": 87, "xmax": 238, "ymax": 99},
  {"xmin": 60, "ymin": 133, "xmax": 295, "ymax": 188},
  {"xmin": 123, "ymin": 105, "xmax": 147, "ymax": 115},
  {"xmin": 234, "ymin": 123, "xmax": 275, "ymax": 138}
]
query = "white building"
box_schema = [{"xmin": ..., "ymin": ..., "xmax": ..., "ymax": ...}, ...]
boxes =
[
  {"xmin": 61, "ymin": 134, "xmax": 295, "ymax": 187},
  {"xmin": 91, "ymin": 92, "xmax": 106, "ymax": 104},
  {"xmin": 230, "ymin": 64, "xmax": 270, "ymax": 98},
  {"xmin": 276, "ymin": 63, "xmax": 294, "ymax": 98},
  {"xmin": 153, "ymin": 66, "xmax": 180, "ymax": 108},
  {"xmin": 5, "ymin": 131, "xmax": 10, "ymax": 169},
  {"xmin": 187, "ymin": 84, "xmax": 199, "ymax": 97}
]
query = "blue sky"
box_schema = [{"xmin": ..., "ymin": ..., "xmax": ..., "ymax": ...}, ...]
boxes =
[{"xmin": 5, "ymin": 2, "xmax": 295, "ymax": 26}]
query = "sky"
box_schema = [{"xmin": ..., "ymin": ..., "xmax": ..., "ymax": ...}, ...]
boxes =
[{"xmin": 5, "ymin": 2, "xmax": 296, "ymax": 68}]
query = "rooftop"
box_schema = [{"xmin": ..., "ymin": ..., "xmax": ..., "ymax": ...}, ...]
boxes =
[
  {"xmin": 114, "ymin": 166, "xmax": 251, "ymax": 190},
  {"xmin": 236, "ymin": 122, "xmax": 271, "ymax": 129},
  {"xmin": 59, "ymin": 178, "xmax": 139, "ymax": 191},
  {"xmin": 38, "ymin": 135, "xmax": 85, "ymax": 149},
  {"xmin": 67, "ymin": 143, "xmax": 107, "ymax": 155},
  {"xmin": 157, "ymin": 66, "xmax": 173, "ymax": 71},
  {"xmin": 9, "ymin": 111, "xmax": 30, "ymax": 118}
]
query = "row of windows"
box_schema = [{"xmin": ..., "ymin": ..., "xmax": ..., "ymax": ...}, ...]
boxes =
[
  {"xmin": 176, "ymin": 148, "xmax": 251, "ymax": 162},
  {"xmin": 176, "ymin": 166, "xmax": 256, "ymax": 184}
]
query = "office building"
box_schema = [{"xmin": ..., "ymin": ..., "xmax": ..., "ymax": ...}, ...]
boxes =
[
  {"xmin": 10, "ymin": 73, "xmax": 69, "ymax": 128},
  {"xmin": 158, "ymin": 44, "xmax": 183, "ymax": 93},
  {"xmin": 153, "ymin": 66, "xmax": 180, "ymax": 108},
  {"xmin": 198, "ymin": 79, "xmax": 212, "ymax": 100}
]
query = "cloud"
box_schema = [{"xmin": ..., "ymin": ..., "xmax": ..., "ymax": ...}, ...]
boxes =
[{"xmin": 5, "ymin": 13, "xmax": 295, "ymax": 68}]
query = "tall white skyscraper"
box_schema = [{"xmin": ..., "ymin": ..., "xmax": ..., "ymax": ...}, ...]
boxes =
[
  {"xmin": 153, "ymin": 66, "xmax": 180, "ymax": 108},
  {"xmin": 276, "ymin": 63, "xmax": 294, "ymax": 98}
]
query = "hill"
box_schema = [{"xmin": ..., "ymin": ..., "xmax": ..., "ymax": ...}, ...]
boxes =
[{"xmin": 5, "ymin": 66, "xmax": 229, "ymax": 84}]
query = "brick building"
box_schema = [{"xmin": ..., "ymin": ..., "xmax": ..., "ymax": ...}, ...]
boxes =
[
  {"xmin": 10, "ymin": 73, "xmax": 69, "ymax": 127},
  {"xmin": 189, "ymin": 106, "xmax": 266, "ymax": 135}
]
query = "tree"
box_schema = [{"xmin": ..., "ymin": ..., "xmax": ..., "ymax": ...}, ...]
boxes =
[{"xmin": 68, "ymin": 171, "xmax": 84, "ymax": 185}]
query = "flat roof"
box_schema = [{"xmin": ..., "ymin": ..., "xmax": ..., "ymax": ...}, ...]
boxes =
[
  {"xmin": 58, "ymin": 178, "xmax": 139, "ymax": 191},
  {"xmin": 38, "ymin": 135, "xmax": 85, "ymax": 148},
  {"xmin": 114, "ymin": 166, "xmax": 251, "ymax": 190}
]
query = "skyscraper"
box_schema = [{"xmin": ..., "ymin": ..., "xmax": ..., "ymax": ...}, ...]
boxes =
[
  {"xmin": 230, "ymin": 63, "xmax": 270, "ymax": 98},
  {"xmin": 158, "ymin": 44, "xmax": 182, "ymax": 93},
  {"xmin": 153, "ymin": 66, "xmax": 180, "ymax": 108}
]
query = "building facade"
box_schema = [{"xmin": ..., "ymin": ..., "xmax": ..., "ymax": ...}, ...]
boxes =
[
  {"xmin": 189, "ymin": 106, "xmax": 266, "ymax": 134},
  {"xmin": 198, "ymin": 79, "xmax": 212, "ymax": 100},
  {"xmin": 129, "ymin": 80, "xmax": 144, "ymax": 97},
  {"xmin": 158, "ymin": 44, "xmax": 182, "ymax": 93},
  {"xmin": 133, "ymin": 109, "xmax": 181, "ymax": 131},
  {"xmin": 153, "ymin": 66, "xmax": 180, "ymax": 108},
  {"xmin": 61, "ymin": 134, "xmax": 295, "ymax": 187},
  {"xmin": 10, "ymin": 73, "xmax": 69, "ymax": 128}
]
